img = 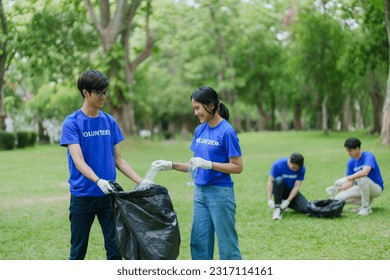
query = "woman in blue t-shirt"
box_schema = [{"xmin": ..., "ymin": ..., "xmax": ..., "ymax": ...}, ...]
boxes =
[{"xmin": 152, "ymin": 86, "xmax": 243, "ymax": 260}]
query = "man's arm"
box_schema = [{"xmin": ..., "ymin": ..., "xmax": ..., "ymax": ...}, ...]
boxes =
[
  {"xmin": 267, "ymin": 175, "xmax": 274, "ymax": 200},
  {"xmin": 287, "ymin": 180, "xmax": 302, "ymax": 202},
  {"xmin": 337, "ymin": 166, "xmax": 371, "ymax": 191},
  {"xmin": 68, "ymin": 143, "xmax": 99, "ymax": 183}
]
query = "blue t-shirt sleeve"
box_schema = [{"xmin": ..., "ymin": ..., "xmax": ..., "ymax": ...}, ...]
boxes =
[
  {"xmin": 269, "ymin": 161, "xmax": 280, "ymax": 177},
  {"xmin": 346, "ymin": 159, "xmax": 355, "ymax": 176},
  {"xmin": 297, "ymin": 166, "xmax": 305, "ymax": 181},
  {"xmin": 363, "ymin": 153, "xmax": 376, "ymax": 168},
  {"xmin": 223, "ymin": 128, "xmax": 241, "ymax": 158},
  {"xmin": 111, "ymin": 117, "xmax": 125, "ymax": 145},
  {"xmin": 60, "ymin": 118, "xmax": 79, "ymax": 147}
]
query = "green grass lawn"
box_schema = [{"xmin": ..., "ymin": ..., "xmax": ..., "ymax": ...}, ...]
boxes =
[{"xmin": 0, "ymin": 131, "xmax": 389, "ymax": 260}]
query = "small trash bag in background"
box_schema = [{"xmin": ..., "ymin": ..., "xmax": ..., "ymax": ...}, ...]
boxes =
[
  {"xmin": 307, "ymin": 199, "xmax": 345, "ymax": 218},
  {"xmin": 109, "ymin": 180, "xmax": 181, "ymax": 260}
]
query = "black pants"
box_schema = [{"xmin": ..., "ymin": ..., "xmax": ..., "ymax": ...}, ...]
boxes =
[{"xmin": 273, "ymin": 177, "xmax": 308, "ymax": 213}]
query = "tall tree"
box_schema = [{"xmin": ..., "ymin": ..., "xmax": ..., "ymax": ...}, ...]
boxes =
[
  {"xmin": 293, "ymin": 2, "xmax": 345, "ymax": 133},
  {"xmin": 0, "ymin": 0, "xmax": 16, "ymax": 130},
  {"xmin": 381, "ymin": 0, "xmax": 390, "ymax": 144},
  {"xmin": 85, "ymin": 0, "xmax": 154, "ymax": 134}
]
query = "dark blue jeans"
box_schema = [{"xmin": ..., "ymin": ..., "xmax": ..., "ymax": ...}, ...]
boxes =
[
  {"xmin": 273, "ymin": 177, "xmax": 308, "ymax": 213},
  {"xmin": 69, "ymin": 195, "xmax": 121, "ymax": 260}
]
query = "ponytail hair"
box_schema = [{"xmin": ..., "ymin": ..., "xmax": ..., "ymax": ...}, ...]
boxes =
[
  {"xmin": 218, "ymin": 102, "xmax": 229, "ymax": 121},
  {"xmin": 190, "ymin": 86, "xmax": 230, "ymax": 121}
]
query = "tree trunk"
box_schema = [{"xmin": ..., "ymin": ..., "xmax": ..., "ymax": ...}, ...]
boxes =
[
  {"xmin": 245, "ymin": 114, "xmax": 252, "ymax": 132},
  {"xmin": 293, "ymin": 102, "xmax": 304, "ymax": 130},
  {"xmin": 322, "ymin": 94, "xmax": 329, "ymax": 134},
  {"xmin": 280, "ymin": 106, "xmax": 288, "ymax": 131},
  {"xmin": 111, "ymin": 101, "xmax": 136, "ymax": 135},
  {"xmin": 354, "ymin": 100, "xmax": 364, "ymax": 130},
  {"xmin": 86, "ymin": 0, "xmax": 153, "ymax": 135},
  {"xmin": 0, "ymin": 88, "xmax": 5, "ymax": 130},
  {"xmin": 381, "ymin": 0, "xmax": 390, "ymax": 144},
  {"xmin": 256, "ymin": 102, "xmax": 268, "ymax": 131},
  {"xmin": 369, "ymin": 86, "xmax": 383, "ymax": 134},
  {"xmin": 342, "ymin": 96, "xmax": 351, "ymax": 131},
  {"xmin": 0, "ymin": 0, "xmax": 7, "ymax": 130},
  {"xmin": 366, "ymin": 69, "xmax": 384, "ymax": 134}
]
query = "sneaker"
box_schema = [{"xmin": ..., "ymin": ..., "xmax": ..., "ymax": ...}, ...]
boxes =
[
  {"xmin": 357, "ymin": 207, "xmax": 372, "ymax": 216},
  {"xmin": 272, "ymin": 208, "xmax": 282, "ymax": 220},
  {"xmin": 350, "ymin": 207, "xmax": 360, "ymax": 213}
]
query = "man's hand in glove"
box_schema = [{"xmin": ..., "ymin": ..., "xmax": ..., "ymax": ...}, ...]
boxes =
[
  {"xmin": 96, "ymin": 179, "xmax": 113, "ymax": 194},
  {"xmin": 334, "ymin": 177, "xmax": 348, "ymax": 186},
  {"xmin": 281, "ymin": 199, "xmax": 290, "ymax": 210},
  {"xmin": 326, "ymin": 186, "xmax": 339, "ymax": 196},
  {"xmin": 268, "ymin": 199, "xmax": 275, "ymax": 209}
]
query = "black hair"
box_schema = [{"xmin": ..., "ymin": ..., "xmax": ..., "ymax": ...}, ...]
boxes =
[
  {"xmin": 77, "ymin": 70, "xmax": 109, "ymax": 98},
  {"xmin": 344, "ymin": 137, "xmax": 361, "ymax": 149},
  {"xmin": 190, "ymin": 86, "xmax": 230, "ymax": 121},
  {"xmin": 290, "ymin": 153, "xmax": 304, "ymax": 168}
]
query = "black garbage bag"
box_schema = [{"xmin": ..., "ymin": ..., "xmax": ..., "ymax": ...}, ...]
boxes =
[
  {"xmin": 307, "ymin": 199, "xmax": 345, "ymax": 218},
  {"xmin": 109, "ymin": 181, "xmax": 181, "ymax": 260}
]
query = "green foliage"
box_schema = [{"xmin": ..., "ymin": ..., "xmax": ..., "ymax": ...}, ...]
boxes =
[
  {"xmin": 1, "ymin": 0, "xmax": 389, "ymax": 136},
  {"xmin": 0, "ymin": 131, "xmax": 16, "ymax": 150},
  {"xmin": 16, "ymin": 131, "xmax": 31, "ymax": 148},
  {"xmin": 3, "ymin": 95, "xmax": 22, "ymax": 115},
  {"xmin": 29, "ymin": 131, "xmax": 37, "ymax": 146},
  {"xmin": 16, "ymin": 1, "xmax": 94, "ymax": 80},
  {"xmin": 27, "ymin": 83, "xmax": 81, "ymax": 120}
]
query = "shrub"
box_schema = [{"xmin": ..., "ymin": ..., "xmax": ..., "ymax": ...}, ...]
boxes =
[
  {"xmin": 28, "ymin": 131, "xmax": 38, "ymax": 146},
  {"xmin": 16, "ymin": 131, "xmax": 31, "ymax": 148},
  {"xmin": 0, "ymin": 131, "xmax": 16, "ymax": 150}
]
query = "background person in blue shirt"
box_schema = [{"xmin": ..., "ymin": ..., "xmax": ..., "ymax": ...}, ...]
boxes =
[
  {"xmin": 60, "ymin": 70, "xmax": 143, "ymax": 260},
  {"xmin": 266, "ymin": 153, "xmax": 308, "ymax": 220},
  {"xmin": 152, "ymin": 86, "xmax": 243, "ymax": 260},
  {"xmin": 326, "ymin": 137, "xmax": 384, "ymax": 216}
]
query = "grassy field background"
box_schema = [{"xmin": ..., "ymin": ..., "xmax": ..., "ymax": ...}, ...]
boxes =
[{"xmin": 0, "ymin": 131, "xmax": 389, "ymax": 260}]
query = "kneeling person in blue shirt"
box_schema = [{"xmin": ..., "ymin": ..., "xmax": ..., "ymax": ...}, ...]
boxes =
[{"xmin": 266, "ymin": 153, "xmax": 308, "ymax": 220}]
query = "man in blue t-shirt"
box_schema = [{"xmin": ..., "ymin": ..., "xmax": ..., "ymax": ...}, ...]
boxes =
[
  {"xmin": 60, "ymin": 70, "xmax": 142, "ymax": 260},
  {"xmin": 266, "ymin": 153, "xmax": 308, "ymax": 220},
  {"xmin": 327, "ymin": 137, "xmax": 384, "ymax": 216}
]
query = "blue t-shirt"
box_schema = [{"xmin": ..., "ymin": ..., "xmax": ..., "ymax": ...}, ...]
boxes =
[
  {"xmin": 190, "ymin": 119, "xmax": 241, "ymax": 187},
  {"xmin": 269, "ymin": 158, "xmax": 305, "ymax": 189},
  {"xmin": 60, "ymin": 109, "xmax": 124, "ymax": 197},
  {"xmin": 346, "ymin": 151, "xmax": 384, "ymax": 190}
]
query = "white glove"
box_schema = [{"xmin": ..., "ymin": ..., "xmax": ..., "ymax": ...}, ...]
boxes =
[
  {"xmin": 335, "ymin": 177, "xmax": 348, "ymax": 186},
  {"xmin": 281, "ymin": 199, "xmax": 290, "ymax": 210},
  {"xmin": 189, "ymin": 157, "xmax": 212, "ymax": 169},
  {"xmin": 151, "ymin": 160, "xmax": 173, "ymax": 171},
  {"xmin": 326, "ymin": 186, "xmax": 339, "ymax": 196},
  {"xmin": 268, "ymin": 199, "xmax": 275, "ymax": 209},
  {"xmin": 96, "ymin": 179, "xmax": 113, "ymax": 194}
]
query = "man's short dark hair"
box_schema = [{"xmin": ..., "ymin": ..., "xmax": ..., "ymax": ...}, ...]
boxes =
[
  {"xmin": 290, "ymin": 153, "xmax": 304, "ymax": 168},
  {"xmin": 77, "ymin": 70, "xmax": 109, "ymax": 98},
  {"xmin": 344, "ymin": 137, "xmax": 361, "ymax": 149}
]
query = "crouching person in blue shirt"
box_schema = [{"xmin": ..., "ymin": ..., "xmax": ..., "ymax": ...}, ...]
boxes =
[
  {"xmin": 326, "ymin": 137, "xmax": 384, "ymax": 216},
  {"xmin": 266, "ymin": 153, "xmax": 308, "ymax": 220}
]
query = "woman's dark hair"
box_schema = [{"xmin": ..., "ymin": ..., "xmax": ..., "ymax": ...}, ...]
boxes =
[
  {"xmin": 77, "ymin": 70, "xmax": 109, "ymax": 98},
  {"xmin": 344, "ymin": 137, "xmax": 361, "ymax": 149},
  {"xmin": 290, "ymin": 153, "xmax": 304, "ymax": 168},
  {"xmin": 190, "ymin": 86, "xmax": 229, "ymax": 121}
]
